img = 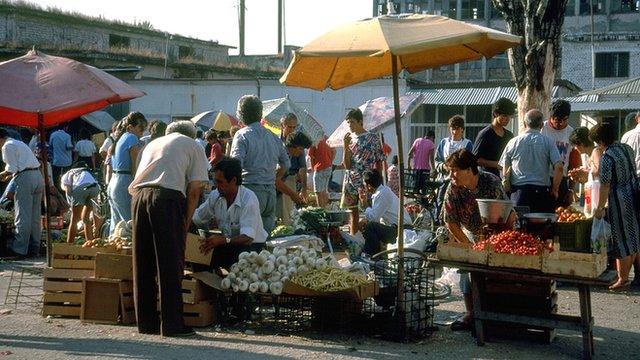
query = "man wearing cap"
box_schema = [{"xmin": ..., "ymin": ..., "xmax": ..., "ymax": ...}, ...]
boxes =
[
  {"xmin": 472, "ymin": 97, "xmax": 516, "ymax": 177},
  {"xmin": 542, "ymin": 100, "xmax": 575, "ymax": 207}
]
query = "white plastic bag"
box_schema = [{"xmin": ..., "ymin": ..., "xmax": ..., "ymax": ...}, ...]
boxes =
[
  {"xmin": 436, "ymin": 267, "xmax": 460, "ymax": 289},
  {"xmin": 386, "ymin": 229, "xmax": 430, "ymax": 258},
  {"xmin": 590, "ymin": 217, "xmax": 611, "ymax": 254}
]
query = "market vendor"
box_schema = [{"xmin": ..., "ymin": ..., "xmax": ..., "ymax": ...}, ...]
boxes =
[
  {"xmin": 193, "ymin": 157, "xmax": 268, "ymax": 270},
  {"xmin": 441, "ymin": 149, "xmax": 513, "ymax": 331},
  {"xmin": 358, "ymin": 170, "xmax": 411, "ymax": 255}
]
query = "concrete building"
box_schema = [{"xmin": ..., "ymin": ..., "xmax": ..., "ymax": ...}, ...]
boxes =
[{"xmin": 372, "ymin": 0, "xmax": 640, "ymax": 141}]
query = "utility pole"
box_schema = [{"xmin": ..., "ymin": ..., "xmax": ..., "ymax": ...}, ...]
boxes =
[
  {"xmin": 278, "ymin": 0, "xmax": 283, "ymax": 54},
  {"xmin": 239, "ymin": 0, "xmax": 245, "ymax": 57}
]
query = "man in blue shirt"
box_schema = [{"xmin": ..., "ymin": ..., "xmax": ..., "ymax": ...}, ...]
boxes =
[
  {"xmin": 499, "ymin": 109, "xmax": 563, "ymax": 213},
  {"xmin": 49, "ymin": 124, "xmax": 73, "ymax": 190},
  {"xmin": 230, "ymin": 95, "xmax": 290, "ymax": 234}
]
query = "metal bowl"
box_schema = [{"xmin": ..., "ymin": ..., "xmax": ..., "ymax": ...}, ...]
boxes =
[
  {"xmin": 523, "ymin": 213, "xmax": 558, "ymax": 224},
  {"xmin": 476, "ymin": 199, "xmax": 514, "ymax": 224}
]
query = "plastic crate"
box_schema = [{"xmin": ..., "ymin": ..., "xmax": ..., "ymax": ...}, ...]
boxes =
[{"xmin": 555, "ymin": 218, "xmax": 593, "ymax": 253}]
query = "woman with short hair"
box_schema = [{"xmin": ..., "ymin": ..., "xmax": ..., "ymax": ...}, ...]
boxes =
[{"xmin": 590, "ymin": 123, "xmax": 640, "ymax": 291}]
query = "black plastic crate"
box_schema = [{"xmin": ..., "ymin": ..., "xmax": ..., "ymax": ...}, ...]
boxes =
[{"xmin": 555, "ymin": 218, "xmax": 593, "ymax": 253}]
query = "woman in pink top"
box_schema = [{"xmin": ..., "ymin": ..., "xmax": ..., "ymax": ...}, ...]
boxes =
[{"xmin": 408, "ymin": 130, "xmax": 436, "ymax": 172}]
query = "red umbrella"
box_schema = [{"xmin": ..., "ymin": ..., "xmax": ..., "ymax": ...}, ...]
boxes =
[
  {"xmin": 0, "ymin": 50, "xmax": 145, "ymax": 264},
  {"xmin": 0, "ymin": 50, "xmax": 145, "ymax": 127}
]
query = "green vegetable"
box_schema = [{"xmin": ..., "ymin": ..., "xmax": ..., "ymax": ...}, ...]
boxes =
[{"xmin": 270, "ymin": 225, "xmax": 294, "ymax": 237}]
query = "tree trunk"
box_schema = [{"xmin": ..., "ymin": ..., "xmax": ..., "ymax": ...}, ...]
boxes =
[{"xmin": 493, "ymin": 0, "xmax": 568, "ymax": 133}]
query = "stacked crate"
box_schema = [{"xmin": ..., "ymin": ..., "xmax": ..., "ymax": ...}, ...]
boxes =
[
  {"xmin": 42, "ymin": 267, "xmax": 93, "ymax": 317},
  {"xmin": 181, "ymin": 272, "xmax": 217, "ymax": 327},
  {"xmin": 482, "ymin": 273, "xmax": 557, "ymax": 343}
]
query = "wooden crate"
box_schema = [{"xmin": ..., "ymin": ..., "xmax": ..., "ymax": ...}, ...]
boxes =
[
  {"xmin": 488, "ymin": 251, "xmax": 543, "ymax": 271},
  {"xmin": 542, "ymin": 247, "xmax": 607, "ymax": 278},
  {"xmin": 81, "ymin": 279, "xmax": 121, "ymax": 324},
  {"xmin": 95, "ymin": 253, "xmax": 133, "ymax": 280},
  {"xmin": 119, "ymin": 281, "xmax": 136, "ymax": 324},
  {"xmin": 182, "ymin": 273, "xmax": 215, "ymax": 304},
  {"xmin": 436, "ymin": 241, "xmax": 469, "ymax": 262},
  {"xmin": 52, "ymin": 243, "xmax": 119, "ymax": 270},
  {"xmin": 183, "ymin": 300, "xmax": 216, "ymax": 327},
  {"xmin": 42, "ymin": 268, "xmax": 93, "ymax": 318}
]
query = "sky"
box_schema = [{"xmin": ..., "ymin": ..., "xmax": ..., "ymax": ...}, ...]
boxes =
[{"xmin": 28, "ymin": 0, "xmax": 374, "ymax": 55}]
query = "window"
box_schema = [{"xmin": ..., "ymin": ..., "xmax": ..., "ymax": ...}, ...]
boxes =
[
  {"xmin": 579, "ymin": 0, "xmax": 605, "ymax": 14},
  {"xmin": 595, "ymin": 52, "xmax": 630, "ymax": 78},
  {"xmin": 611, "ymin": 0, "xmax": 639, "ymax": 13},
  {"xmin": 565, "ymin": 0, "xmax": 576, "ymax": 15},
  {"xmin": 109, "ymin": 34, "xmax": 130, "ymax": 49},
  {"xmin": 487, "ymin": 54, "xmax": 509, "ymax": 70},
  {"xmin": 461, "ymin": 0, "xmax": 485, "ymax": 20},
  {"xmin": 433, "ymin": 0, "xmax": 450, "ymax": 16}
]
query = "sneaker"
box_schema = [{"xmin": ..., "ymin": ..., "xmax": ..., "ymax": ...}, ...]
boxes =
[{"xmin": 164, "ymin": 327, "xmax": 196, "ymax": 338}]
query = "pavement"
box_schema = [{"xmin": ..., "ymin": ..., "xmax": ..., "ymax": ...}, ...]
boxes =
[{"xmin": 0, "ymin": 257, "xmax": 639, "ymax": 360}]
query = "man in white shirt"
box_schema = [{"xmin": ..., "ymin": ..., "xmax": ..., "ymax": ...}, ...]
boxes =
[
  {"xmin": 621, "ymin": 111, "xmax": 640, "ymax": 178},
  {"xmin": 74, "ymin": 130, "xmax": 97, "ymax": 169},
  {"xmin": 193, "ymin": 157, "xmax": 267, "ymax": 269},
  {"xmin": 0, "ymin": 129, "xmax": 45, "ymax": 258},
  {"xmin": 128, "ymin": 121, "xmax": 209, "ymax": 338},
  {"xmin": 541, "ymin": 99, "xmax": 574, "ymax": 207},
  {"xmin": 358, "ymin": 170, "xmax": 411, "ymax": 255}
]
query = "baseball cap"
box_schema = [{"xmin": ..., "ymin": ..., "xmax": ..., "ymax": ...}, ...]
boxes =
[{"xmin": 492, "ymin": 97, "xmax": 517, "ymax": 116}]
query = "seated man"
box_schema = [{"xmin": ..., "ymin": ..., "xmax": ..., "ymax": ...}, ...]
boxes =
[
  {"xmin": 193, "ymin": 157, "xmax": 268, "ymax": 270},
  {"xmin": 358, "ymin": 170, "xmax": 411, "ymax": 256}
]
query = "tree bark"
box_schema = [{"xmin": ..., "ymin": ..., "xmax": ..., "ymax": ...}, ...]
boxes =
[{"xmin": 492, "ymin": 0, "xmax": 568, "ymax": 132}]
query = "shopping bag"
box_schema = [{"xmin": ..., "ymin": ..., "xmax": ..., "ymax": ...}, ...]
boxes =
[{"xmin": 590, "ymin": 217, "xmax": 611, "ymax": 254}]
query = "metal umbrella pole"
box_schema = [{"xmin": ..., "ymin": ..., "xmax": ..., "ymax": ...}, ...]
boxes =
[{"xmin": 391, "ymin": 55, "xmax": 405, "ymax": 305}]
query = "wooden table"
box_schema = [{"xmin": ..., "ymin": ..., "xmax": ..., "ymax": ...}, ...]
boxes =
[{"xmin": 432, "ymin": 259, "xmax": 616, "ymax": 360}]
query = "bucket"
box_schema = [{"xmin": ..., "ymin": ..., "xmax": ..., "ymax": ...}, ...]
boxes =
[{"xmin": 476, "ymin": 199, "xmax": 514, "ymax": 224}]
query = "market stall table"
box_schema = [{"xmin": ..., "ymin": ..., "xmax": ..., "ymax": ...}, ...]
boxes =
[{"xmin": 431, "ymin": 258, "xmax": 616, "ymax": 360}]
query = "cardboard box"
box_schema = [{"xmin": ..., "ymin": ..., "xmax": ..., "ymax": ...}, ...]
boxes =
[
  {"xmin": 95, "ymin": 253, "xmax": 133, "ymax": 280},
  {"xmin": 282, "ymin": 280, "xmax": 379, "ymax": 301},
  {"xmin": 185, "ymin": 233, "xmax": 213, "ymax": 265},
  {"xmin": 182, "ymin": 273, "xmax": 215, "ymax": 304},
  {"xmin": 81, "ymin": 279, "xmax": 121, "ymax": 324}
]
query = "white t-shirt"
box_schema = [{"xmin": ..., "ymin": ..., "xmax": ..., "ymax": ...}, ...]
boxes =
[
  {"xmin": 541, "ymin": 121, "xmax": 574, "ymax": 175},
  {"xmin": 60, "ymin": 168, "xmax": 97, "ymax": 190},
  {"xmin": 99, "ymin": 137, "xmax": 113, "ymax": 154},
  {"xmin": 75, "ymin": 140, "xmax": 97, "ymax": 157},
  {"xmin": 621, "ymin": 124, "xmax": 640, "ymax": 177},
  {"xmin": 129, "ymin": 133, "xmax": 209, "ymax": 197}
]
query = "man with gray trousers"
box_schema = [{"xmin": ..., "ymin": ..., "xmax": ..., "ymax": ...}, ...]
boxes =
[{"xmin": 0, "ymin": 128, "xmax": 44, "ymax": 258}]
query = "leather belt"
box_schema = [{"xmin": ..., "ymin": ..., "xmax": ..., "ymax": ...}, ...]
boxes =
[
  {"xmin": 112, "ymin": 170, "xmax": 131, "ymax": 174},
  {"xmin": 16, "ymin": 167, "xmax": 39, "ymax": 175}
]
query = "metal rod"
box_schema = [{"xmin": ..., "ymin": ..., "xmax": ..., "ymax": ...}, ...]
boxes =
[
  {"xmin": 589, "ymin": 0, "xmax": 595, "ymax": 90},
  {"xmin": 392, "ymin": 55, "xmax": 406, "ymax": 304},
  {"xmin": 38, "ymin": 114, "xmax": 52, "ymax": 267}
]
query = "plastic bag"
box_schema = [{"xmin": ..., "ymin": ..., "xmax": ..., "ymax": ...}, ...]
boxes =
[
  {"xmin": 436, "ymin": 267, "xmax": 460, "ymax": 289},
  {"xmin": 386, "ymin": 229, "xmax": 430, "ymax": 258},
  {"xmin": 340, "ymin": 230, "xmax": 365, "ymax": 257},
  {"xmin": 590, "ymin": 217, "xmax": 611, "ymax": 254}
]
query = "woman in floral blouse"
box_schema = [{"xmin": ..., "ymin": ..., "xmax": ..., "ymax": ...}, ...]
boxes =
[
  {"xmin": 442, "ymin": 149, "xmax": 512, "ymax": 331},
  {"xmin": 387, "ymin": 155, "xmax": 400, "ymax": 196},
  {"xmin": 341, "ymin": 108, "xmax": 385, "ymax": 234}
]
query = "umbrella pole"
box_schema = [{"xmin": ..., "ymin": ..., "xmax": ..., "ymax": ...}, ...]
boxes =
[
  {"xmin": 38, "ymin": 115, "xmax": 53, "ymax": 267},
  {"xmin": 391, "ymin": 55, "xmax": 405, "ymax": 306}
]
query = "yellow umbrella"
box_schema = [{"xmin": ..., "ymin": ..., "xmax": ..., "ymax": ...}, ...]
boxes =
[
  {"xmin": 212, "ymin": 111, "xmax": 233, "ymax": 131},
  {"xmin": 280, "ymin": 14, "xmax": 521, "ymax": 300}
]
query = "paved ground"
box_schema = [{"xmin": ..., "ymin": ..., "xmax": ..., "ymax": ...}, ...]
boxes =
[{"xmin": 0, "ymin": 257, "xmax": 638, "ymax": 360}]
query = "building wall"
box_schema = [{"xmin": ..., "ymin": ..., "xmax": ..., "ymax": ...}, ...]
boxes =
[
  {"xmin": 0, "ymin": 6, "xmax": 230, "ymax": 66},
  {"xmin": 562, "ymin": 38, "xmax": 640, "ymax": 90}
]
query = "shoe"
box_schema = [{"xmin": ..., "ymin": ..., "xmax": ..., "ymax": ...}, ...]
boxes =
[
  {"xmin": 164, "ymin": 327, "xmax": 196, "ymax": 338},
  {"xmin": 3, "ymin": 249, "xmax": 27, "ymax": 260},
  {"xmin": 450, "ymin": 319, "xmax": 472, "ymax": 331},
  {"xmin": 609, "ymin": 280, "xmax": 631, "ymax": 292}
]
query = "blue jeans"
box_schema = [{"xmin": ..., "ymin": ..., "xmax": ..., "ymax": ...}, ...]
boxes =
[
  {"xmin": 244, "ymin": 183, "xmax": 276, "ymax": 235},
  {"xmin": 108, "ymin": 173, "xmax": 133, "ymax": 235}
]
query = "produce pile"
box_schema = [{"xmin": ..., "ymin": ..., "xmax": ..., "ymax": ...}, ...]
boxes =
[
  {"xmin": 290, "ymin": 267, "xmax": 369, "ymax": 292},
  {"xmin": 473, "ymin": 230, "xmax": 552, "ymax": 256},
  {"xmin": 221, "ymin": 246, "xmax": 337, "ymax": 295},
  {"xmin": 0, "ymin": 209, "xmax": 14, "ymax": 224},
  {"xmin": 107, "ymin": 220, "xmax": 133, "ymax": 249},
  {"xmin": 291, "ymin": 207, "xmax": 328, "ymax": 234},
  {"xmin": 555, "ymin": 206, "xmax": 587, "ymax": 222},
  {"xmin": 270, "ymin": 225, "xmax": 294, "ymax": 238},
  {"xmin": 405, "ymin": 203, "xmax": 421, "ymax": 216}
]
